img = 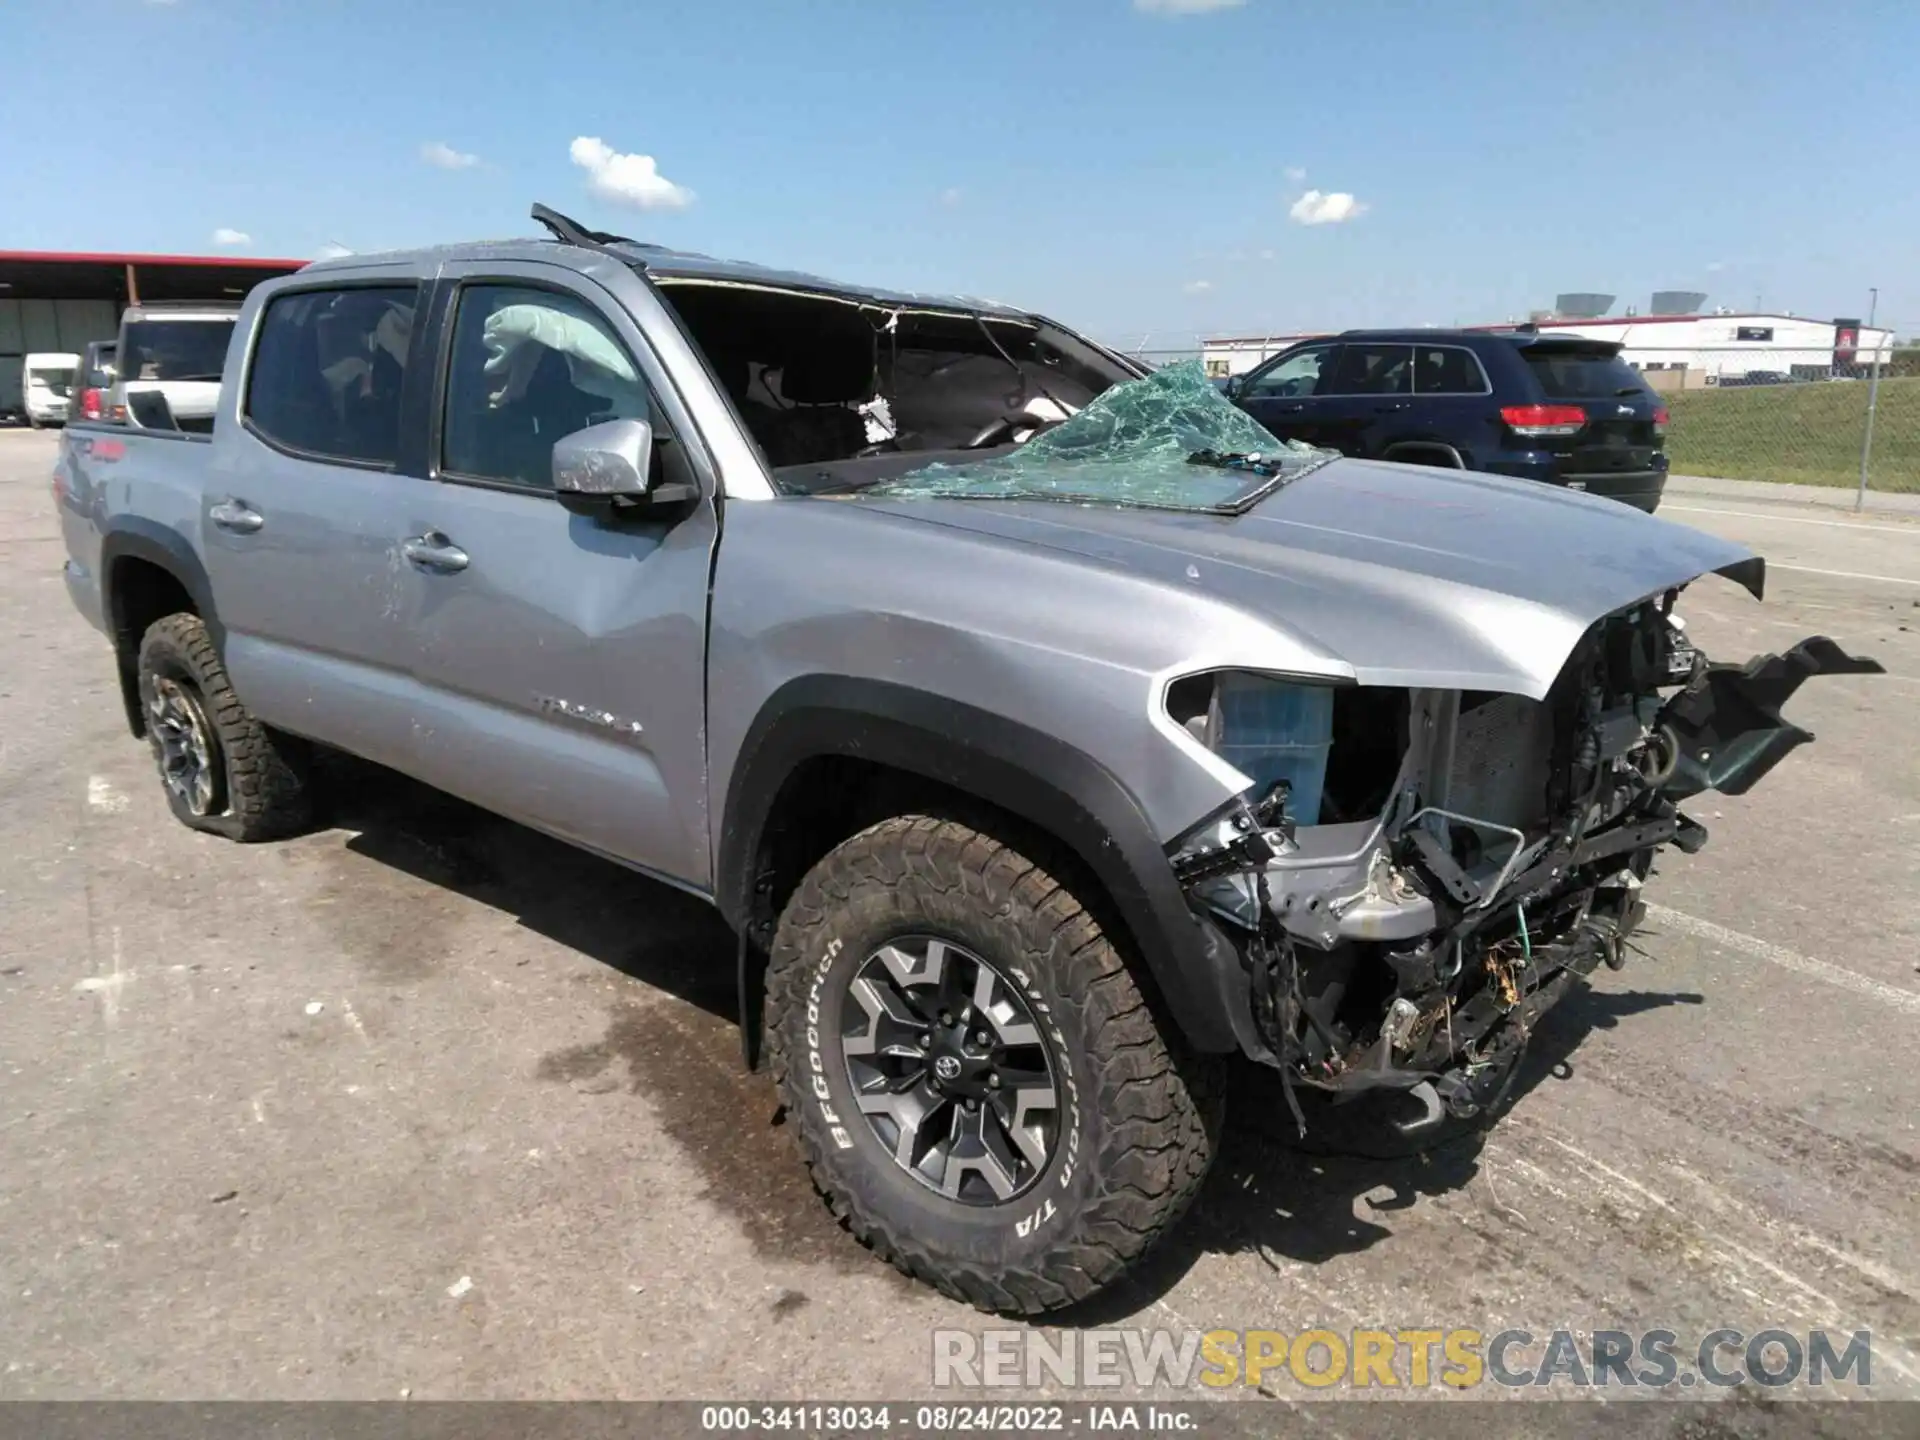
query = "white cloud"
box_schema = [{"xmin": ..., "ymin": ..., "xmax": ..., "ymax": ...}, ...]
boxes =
[
  {"xmin": 211, "ymin": 228, "xmax": 252, "ymax": 246},
  {"xmin": 420, "ymin": 140, "xmax": 479, "ymax": 170},
  {"xmin": 938, "ymin": 186, "xmax": 963, "ymax": 207},
  {"xmin": 315, "ymin": 243, "xmax": 354, "ymax": 260},
  {"xmin": 1258, "ymin": 248, "xmax": 1276, "ymax": 261},
  {"xmin": 1288, "ymin": 189, "xmax": 1367, "ymax": 225},
  {"xmin": 1183, "ymin": 280, "xmax": 1214, "ymax": 294},
  {"xmin": 1283, "ymin": 165, "xmax": 1307, "ymax": 183},
  {"xmin": 569, "ymin": 136, "xmax": 693, "ymax": 210},
  {"xmin": 1705, "ymin": 260, "xmax": 1726, "ymax": 272},
  {"xmin": 1135, "ymin": 0, "xmax": 1245, "ymax": 13}
]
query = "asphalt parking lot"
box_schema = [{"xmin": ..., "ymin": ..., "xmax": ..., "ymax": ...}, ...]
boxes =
[{"xmin": 1, "ymin": 425, "xmax": 1917, "ymax": 1405}]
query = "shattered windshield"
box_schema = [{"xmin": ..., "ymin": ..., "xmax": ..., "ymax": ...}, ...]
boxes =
[{"xmin": 864, "ymin": 360, "xmax": 1333, "ymax": 513}]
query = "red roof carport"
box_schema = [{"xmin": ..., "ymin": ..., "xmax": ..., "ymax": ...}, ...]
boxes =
[
  {"xmin": 0, "ymin": 249, "xmax": 308, "ymax": 306},
  {"xmin": 2, "ymin": 251, "xmax": 308, "ymax": 418}
]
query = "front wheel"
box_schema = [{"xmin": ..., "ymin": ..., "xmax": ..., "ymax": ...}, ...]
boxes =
[{"xmin": 766, "ymin": 816, "xmax": 1221, "ymax": 1314}]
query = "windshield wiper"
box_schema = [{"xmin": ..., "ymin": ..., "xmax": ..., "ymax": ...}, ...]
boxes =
[
  {"xmin": 1186, "ymin": 448, "xmax": 1285, "ymax": 478},
  {"xmin": 1192, "ymin": 447, "xmax": 1341, "ymax": 514}
]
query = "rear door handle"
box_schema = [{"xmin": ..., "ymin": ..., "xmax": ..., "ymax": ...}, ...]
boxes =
[
  {"xmin": 1372, "ymin": 402, "xmax": 1411, "ymax": 413},
  {"xmin": 400, "ymin": 532, "xmax": 470, "ymax": 573},
  {"xmin": 208, "ymin": 498, "xmax": 264, "ymax": 534}
]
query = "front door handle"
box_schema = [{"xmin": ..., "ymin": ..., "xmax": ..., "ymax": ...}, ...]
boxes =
[
  {"xmin": 208, "ymin": 498, "xmax": 264, "ymax": 534},
  {"xmin": 400, "ymin": 532, "xmax": 470, "ymax": 573}
]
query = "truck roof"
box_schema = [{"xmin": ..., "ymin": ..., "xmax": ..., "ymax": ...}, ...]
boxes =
[{"xmin": 302, "ymin": 237, "xmax": 1036, "ymax": 322}]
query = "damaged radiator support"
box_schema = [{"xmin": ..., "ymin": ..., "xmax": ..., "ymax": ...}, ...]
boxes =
[{"xmin": 1171, "ymin": 609, "xmax": 1883, "ymax": 1139}]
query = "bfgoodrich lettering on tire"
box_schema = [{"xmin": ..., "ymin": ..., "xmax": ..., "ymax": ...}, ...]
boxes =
[
  {"xmin": 765, "ymin": 815, "xmax": 1221, "ymax": 1314},
  {"xmin": 136, "ymin": 612, "xmax": 310, "ymax": 842}
]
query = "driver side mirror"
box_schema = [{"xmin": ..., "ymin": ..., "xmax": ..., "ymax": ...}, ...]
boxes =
[
  {"xmin": 1222, "ymin": 374, "xmax": 1244, "ymax": 399},
  {"xmin": 552, "ymin": 418, "xmax": 696, "ymax": 517}
]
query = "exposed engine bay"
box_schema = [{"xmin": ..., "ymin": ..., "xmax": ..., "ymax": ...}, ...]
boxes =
[{"xmin": 1170, "ymin": 593, "xmax": 1881, "ymax": 1137}]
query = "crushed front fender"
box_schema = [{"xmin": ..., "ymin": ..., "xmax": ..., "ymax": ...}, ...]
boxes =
[{"xmin": 1659, "ymin": 636, "xmax": 1884, "ymax": 800}]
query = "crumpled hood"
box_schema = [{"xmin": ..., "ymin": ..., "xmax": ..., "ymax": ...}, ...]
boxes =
[{"xmin": 859, "ymin": 457, "xmax": 1762, "ymax": 699}]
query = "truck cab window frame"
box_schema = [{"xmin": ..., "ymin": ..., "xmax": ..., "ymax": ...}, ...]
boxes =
[
  {"xmin": 436, "ymin": 280, "xmax": 669, "ymax": 495},
  {"xmin": 241, "ymin": 283, "xmax": 422, "ymax": 470}
]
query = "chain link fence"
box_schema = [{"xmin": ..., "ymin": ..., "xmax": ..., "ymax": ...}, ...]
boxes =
[
  {"xmin": 1128, "ymin": 346, "xmax": 1206, "ymax": 371},
  {"xmin": 1643, "ymin": 346, "xmax": 1918, "ymax": 500}
]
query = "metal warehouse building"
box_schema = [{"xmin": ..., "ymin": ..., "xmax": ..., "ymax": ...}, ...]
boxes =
[
  {"xmin": 1499, "ymin": 312, "xmax": 1896, "ymax": 387},
  {"xmin": 1203, "ymin": 312, "xmax": 1896, "ymax": 386},
  {"xmin": 0, "ymin": 250, "xmax": 305, "ymax": 419}
]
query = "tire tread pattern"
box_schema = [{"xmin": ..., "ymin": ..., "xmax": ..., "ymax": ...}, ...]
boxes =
[
  {"xmin": 138, "ymin": 612, "xmax": 309, "ymax": 842},
  {"xmin": 766, "ymin": 815, "xmax": 1221, "ymax": 1314}
]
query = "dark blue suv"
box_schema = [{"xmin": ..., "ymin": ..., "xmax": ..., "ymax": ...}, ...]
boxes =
[{"xmin": 1223, "ymin": 329, "xmax": 1670, "ymax": 511}]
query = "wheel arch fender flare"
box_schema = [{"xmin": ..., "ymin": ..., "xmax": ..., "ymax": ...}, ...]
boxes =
[
  {"xmin": 99, "ymin": 521, "xmax": 220, "ymax": 735},
  {"xmin": 717, "ymin": 675, "xmax": 1250, "ymax": 1055}
]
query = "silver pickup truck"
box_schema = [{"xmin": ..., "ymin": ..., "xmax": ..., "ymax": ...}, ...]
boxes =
[{"xmin": 51, "ymin": 205, "xmax": 1878, "ymax": 1314}]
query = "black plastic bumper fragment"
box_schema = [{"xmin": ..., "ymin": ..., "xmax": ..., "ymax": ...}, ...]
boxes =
[{"xmin": 1659, "ymin": 636, "xmax": 1883, "ymax": 800}]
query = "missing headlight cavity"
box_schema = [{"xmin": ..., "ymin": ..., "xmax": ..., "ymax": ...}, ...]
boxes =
[
  {"xmin": 1168, "ymin": 673, "xmax": 1406, "ymax": 826},
  {"xmin": 1169, "ymin": 601, "xmax": 1880, "ymax": 1139}
]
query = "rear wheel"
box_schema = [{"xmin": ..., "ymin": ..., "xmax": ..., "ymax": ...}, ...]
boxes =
[
  {"xmin": 136, "ymin": 613, "xmax": 310, "ymax": 841},
  {"xmin": 766, "ymin": 815, "xmax": 1221, "ymax": 1314}
]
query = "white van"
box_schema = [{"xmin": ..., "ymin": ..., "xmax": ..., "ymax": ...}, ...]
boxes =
[{"xmin": 23, "ymin": 353, "xmax": 81, "ymax": 428}]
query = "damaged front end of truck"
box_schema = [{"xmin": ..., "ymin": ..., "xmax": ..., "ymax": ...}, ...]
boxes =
[
  {"xmin": 1169, "ymin": 593, "xmax": 1881, "ymax": 1137},
  {"xmin": 851, "ymin": 359, "xmax": 1883, "ymax": 1137}
]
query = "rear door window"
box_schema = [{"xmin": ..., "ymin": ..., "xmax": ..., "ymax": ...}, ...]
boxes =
[
  {"xmin": 1413, "ymin": 346, "xmax": 1489, "ymax": 395},
  {"xmin": 121, "ymin": 319, "xmax": 235, "ymax": 383},
  {"xmin": 244, "ymin": 286, "xmax": 419, "ymax": 466},
  {"xmin": 1524, "ymin": 348, "xmax": 1647, "ymax": 399},
  {"xmin": 1324, "ymin": 343, "xmax": 1413, "ymax": 396}
]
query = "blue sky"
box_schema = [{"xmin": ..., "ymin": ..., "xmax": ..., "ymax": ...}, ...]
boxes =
[{"xmin": 4, "ymin": 0, "xmax": 1916, "ymax": 344}]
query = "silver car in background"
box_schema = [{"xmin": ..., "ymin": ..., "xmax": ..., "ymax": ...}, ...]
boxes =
[{"xmin": 109, "ymin": 303, "xmax": 238, "ymax": 431}]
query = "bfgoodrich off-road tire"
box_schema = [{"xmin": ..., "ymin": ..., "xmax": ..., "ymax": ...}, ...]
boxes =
[
  {"xmin": 136, "ymin": 612, "xmax": 310, "ymax": 842},
  {"xmin": 766, "ymin": 816, "xmax": 1222, "ymax": 1314}
]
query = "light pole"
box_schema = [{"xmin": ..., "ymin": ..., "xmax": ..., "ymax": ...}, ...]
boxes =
[{"xmin": 1855, "ymin": 287, "xmax": 1882, "ymax": 512}]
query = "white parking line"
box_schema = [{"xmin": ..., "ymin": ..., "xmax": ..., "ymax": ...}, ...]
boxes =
[
  {"xmin": 1665, "ymin": 504, "xmax": 1920, "ymax": 536},
  {"xmin": 1518, "ymin": 1127, "xmax": 1920, "ymax": 1387},
  {"xmin": 1644, "ymin": 903, "xmax": 1920, "ymax": 1015},
  {"xmin": 1768, "ymin": 562, "xmax": 1920, "ymax": 588}
]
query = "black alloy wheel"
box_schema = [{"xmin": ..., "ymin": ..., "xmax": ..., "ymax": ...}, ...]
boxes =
[
  {"xmin": 146, "ymin": 674, "xmax": 222, "ymax": 817},
  {"xmin": 841, "ymin": 935, "xmax": 1060, "ymax": 1204}
]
